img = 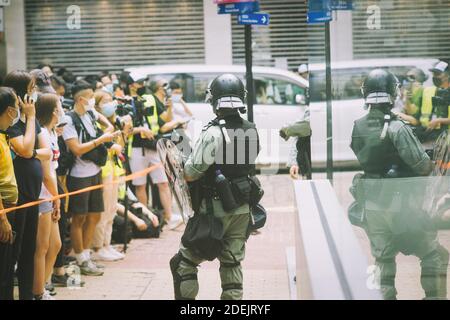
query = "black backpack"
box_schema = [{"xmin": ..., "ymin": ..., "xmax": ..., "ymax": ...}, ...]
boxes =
[
  {"xmin": 111, "ymin": 215, "xmax": 133, "ymax": 245},
  {"xmin": 56, "ymin": 134, "xmax": 75, "ymax": 176},
  {"xmin": 57, "ymin": 110, "xmax": 107, "ymax": 175},
  {"xmin": 131, "ymin": 206, "xmax": 162, "ymax": 239}
]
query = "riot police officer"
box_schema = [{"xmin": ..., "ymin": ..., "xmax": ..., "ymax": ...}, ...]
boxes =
[
  {"xmin": 169, "ymin": 74, "xmax": 260, "ymax": 300},
  {"xmin": 350, "ymin": 69, "xmax": 449, "ymax": 300}
]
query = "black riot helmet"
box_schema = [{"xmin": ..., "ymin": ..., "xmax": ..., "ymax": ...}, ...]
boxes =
[
  {"xmin": 206, "ymin": 74, "xmax": 247, "ymax": 114},
  {"xmin": 361, "ymin": 69, "xmax": 400, "ymax": 107}
]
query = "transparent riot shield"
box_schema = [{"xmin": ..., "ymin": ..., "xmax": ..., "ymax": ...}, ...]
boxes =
[{"xmin": 157, "ymin": 138, "xmax": 194, "ymax": 223}]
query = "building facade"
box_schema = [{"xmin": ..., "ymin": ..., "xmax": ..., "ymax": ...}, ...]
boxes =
[{"xmin": 0, "ymin": 0, "xmax": 449, "ymax": 78}]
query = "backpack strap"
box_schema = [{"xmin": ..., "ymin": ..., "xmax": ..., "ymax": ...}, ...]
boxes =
[
  {"xmin": 68, "ymin": 111, "xmax": 97, "ymax": 142},
  {"xmin": 67, "ymin": 111, "xmax": 85, "ymax": 142}
]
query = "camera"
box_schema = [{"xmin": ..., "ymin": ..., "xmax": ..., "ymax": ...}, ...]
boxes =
[
  {"xmin": 432, "ymin": 88, "xmax": 450, "ymax": 115},
  {"xmin": 115, "ymin": 103, "xmax": 134, "ymax": 118}
]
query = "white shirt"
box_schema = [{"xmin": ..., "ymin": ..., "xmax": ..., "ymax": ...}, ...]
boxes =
[
  {"xmin": 62, "ymin": 110, "xmax": 102, "ymax": 178},
  {"xmin": 39, "ymin": 128, "xmax": 59, "ymax": 199},
  {"xmin": 172, "ymin": 102, "xmax": 192, "ymax": 123}
]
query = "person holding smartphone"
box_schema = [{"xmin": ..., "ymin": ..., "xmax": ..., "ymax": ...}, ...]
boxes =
[
  {"xmin": 0, "ymin": 87, "xmax": 20, "ymax": 300},
  {"xmin": 62, "ymin": 80, "xmax": 118, "ymax": 276},
  {"xmin": 3, "ymin": 71, "xmax": 53, "ymax": 300},
  {"xmin": 33, "ymin": 94, "xmax": 63, "ymax": 300}
]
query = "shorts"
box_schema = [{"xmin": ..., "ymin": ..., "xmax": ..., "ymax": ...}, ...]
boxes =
[
  {"xmin": 39, "ymin": 201, "xmax": 53, "ymax": 214},
  {"xmin": 67, "ymin": 172, "xmax": 104, "ymax": 215},
  {"xmin": 129, "ymin": 147, "xmax": 168, "ymax": 186}
]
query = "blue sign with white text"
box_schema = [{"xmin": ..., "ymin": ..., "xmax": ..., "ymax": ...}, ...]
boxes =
[
  {"xmin": 237, "ymin": 13, "xmax": 270, "ymax": 25},
  {"xmin": 331, "ymin": 0, "xmax": 353, "ymax": 10},
  {"xmin": 218, "ymin": 1, "xmax": 260, "ymax": 15},
  {"xmin": 308, "ymin": 0, "xmax": 332, "ymax": 24}
]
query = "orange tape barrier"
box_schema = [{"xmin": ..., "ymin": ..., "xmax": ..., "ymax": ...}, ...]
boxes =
[
  {"xmin": 0, "ymin": 163, "xmax": 163, "ymax": 216},
  {"xmin": 436, "ymin": 160, "xmax": 450, "ymax": 170}
]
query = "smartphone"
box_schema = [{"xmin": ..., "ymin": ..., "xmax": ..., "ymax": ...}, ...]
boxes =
[
  {"xmin": 23, "ymin": 94, "xmax": 35, "ymax": 104},
  {"xmin": 56, "ymin": 122, "xmax": 67, "ymax": 128}
]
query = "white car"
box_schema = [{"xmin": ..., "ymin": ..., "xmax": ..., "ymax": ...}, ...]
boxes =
[
  {"xmin": 126, "ymin": 65, "xmax": 309, "ymax": 169},
  {"xmin": 308, "ymin": 58, "xmax": 438, "ymax": 167},
  {"xmin": 126, "ymin": 59, "xmax": 437, "ymax": 168}
]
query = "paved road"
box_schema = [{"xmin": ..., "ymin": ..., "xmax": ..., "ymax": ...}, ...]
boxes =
[{"xmin": 54, "ymin": 173, "xmax": 449, "ymax": 300}]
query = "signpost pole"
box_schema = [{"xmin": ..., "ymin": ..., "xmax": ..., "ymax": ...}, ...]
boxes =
[
  {"xmin": 217, "ymin": 0, "xmax": 267, "ymax": 124},
  {"xmin": 325, "ymin": 21, "xmax": 333, "ymax": 183},
  {"xmin": 244, "ymin": 24, "xmax": 254, "ymax": 123}
]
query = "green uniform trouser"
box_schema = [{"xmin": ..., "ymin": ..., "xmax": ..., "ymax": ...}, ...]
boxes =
[
  {"xmin": 364, "ymin": 209, "xmax": 449, "ymax": 300},
  {"xmin": 171, "ymin": 212, "xmax": 250, "ymax": 300}
]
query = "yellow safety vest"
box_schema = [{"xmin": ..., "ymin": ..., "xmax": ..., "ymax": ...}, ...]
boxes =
[
  {"xmin": 127, "ymin": 94, "xmax": 160, "ymax": 157},
  {"xmin": 96, "ymin": 121, "xmax": 123, "ymax": 178},
  {"xmin": 419, "ymin": 86, "xmax": 437, "ymax": 128}
]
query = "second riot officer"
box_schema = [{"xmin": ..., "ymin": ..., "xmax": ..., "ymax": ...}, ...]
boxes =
[
  {"xmin": 350, "ymin": 69, "xmax": 449, "ymax": 300},
  {"xmin": 170, "ymin": 74, "xmax": 261, "ymax": 300}
]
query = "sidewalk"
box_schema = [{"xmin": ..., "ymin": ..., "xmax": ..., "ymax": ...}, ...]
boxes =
[
  {"xmin": 55, "ymin": 173, "xmax": 450, "ymax": 300},
  {"xmin": 56, "ymin": 175, "xmax": 296, "ymax": 300}
]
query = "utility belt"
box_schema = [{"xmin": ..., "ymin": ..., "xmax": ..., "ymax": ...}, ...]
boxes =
[{"xmin": 191, "ymin": 175, "xmax": 264, "ymax": 214}]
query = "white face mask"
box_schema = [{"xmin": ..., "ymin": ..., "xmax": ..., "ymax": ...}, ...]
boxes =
[
  {"xmin": 84, "ymin": 98, "xmax": 95, "ymax": 111},
  {"xmin": 104, "ymin": 84, "xmax": 114, "ymax": 94},
  {"xmin": 171, "ymin": 94, "xmax": 182, "ymax": 103},
  {"xmin": 101, "ymin": 101, "xmax": 117, "ymax": 118}
]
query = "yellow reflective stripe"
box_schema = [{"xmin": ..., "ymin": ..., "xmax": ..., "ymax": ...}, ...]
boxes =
[
  {"xmin": 142, "ymin": 94, "xmax": 160, "ymax": 135},
  {"xmin": 128, "ymin": 94, "xmax": 160, "ymax": 159},
  {"xmin": 127, "ymin": 134, "xmax": 134, "ymax": 158},
  {"xmin": 420, "ymin": 86, "xmax": 437, "ymax": 127},
  {"xmin": 118, "ymin": 183, "xmax": 126, "ymax": 200}
]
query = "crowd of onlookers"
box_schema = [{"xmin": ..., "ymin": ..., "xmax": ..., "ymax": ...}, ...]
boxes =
[{"xmin": 0, "ymin": 64, "xmax": 193, "ymax": 300}]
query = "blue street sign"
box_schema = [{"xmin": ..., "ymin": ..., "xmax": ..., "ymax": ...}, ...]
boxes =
[
  {"xmin": 308, "ymin": 0, "xmax": 332, "ymax": 24},
  {"xmin": 218, "ymin": 1, "xmax": 260, "ymax": 15},
  {"xmin": 237, "ymin": 13, "xmax": 270, "ymax": 26},
  {"xmin": 331, "ymin": 0, "xmax": 353, "ymax": 10}
]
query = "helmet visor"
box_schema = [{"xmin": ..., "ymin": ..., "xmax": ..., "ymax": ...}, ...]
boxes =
[{"xmin": 216, "ymin": 97, "xmax": 245, "ymax": 109}]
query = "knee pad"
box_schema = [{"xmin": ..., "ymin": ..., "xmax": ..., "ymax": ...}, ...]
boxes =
[{"xmin": 169, "ymin": 252, "xmax": 198, "ymax": 300}]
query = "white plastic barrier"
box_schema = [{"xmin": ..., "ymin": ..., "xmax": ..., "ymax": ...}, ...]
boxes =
[{"xmin": 294, "ymin": 179, "xmax": 381, "ymax": 300}]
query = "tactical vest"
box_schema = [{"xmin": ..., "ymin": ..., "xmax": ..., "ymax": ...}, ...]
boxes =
[
  {"xmin": 351, "ymin": 112, "xmax": 414, "ymax": 178},
  {"xmin": 127, "ymin": 94, "xmax": 160, "ymax": 157},
  {"xmin": 203, "ymin": 115, "xmax": 259, "ymax": 187},
  {"xmin": 188, "ymin": 114, "xmax": 260, "ymax": 214}
]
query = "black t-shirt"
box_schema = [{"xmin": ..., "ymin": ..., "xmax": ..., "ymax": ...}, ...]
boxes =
[
  {"xmin": 6, "ymin": 119, "xmax": 43, "ymax": 201},
  {"xmin": 132, "ymin": 95, "xmax": 167, "ymax": 148}
]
